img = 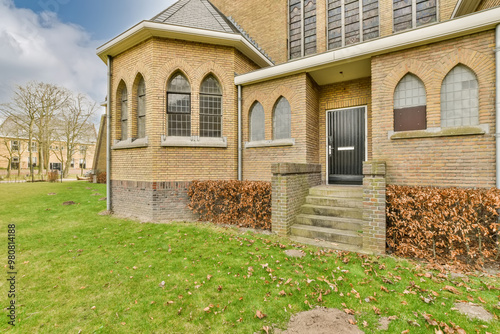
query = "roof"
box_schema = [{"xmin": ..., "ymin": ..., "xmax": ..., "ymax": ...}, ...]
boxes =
[
  {"xmin": 150, "ymin": 0, "xmax": 273, "ymax": 63},
  {"xmin": 152, "ymin": 0, "xmax": 236, "ymax": 33},
  {"xmin": 97, "ymin": 0, "xmax": 274, "ymax": 66}
]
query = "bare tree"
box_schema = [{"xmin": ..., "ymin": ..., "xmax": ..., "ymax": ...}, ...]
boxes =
[
  {"xmin": 0, "ymin": 82, "xmax": 40, "ymax": 181},
  {"xmin": 53, "ymin": 93, "xmax": 97, "ymax": 177},
  {"xmin": 32, "ymin": 83, "xmax": 70, "ymax": 175}
]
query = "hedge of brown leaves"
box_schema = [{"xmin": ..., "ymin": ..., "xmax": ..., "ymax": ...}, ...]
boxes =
[
  {"xmin": 188, "ymin": 180, "xmax": 272, "ymax": 230},
  {"xmin": 387, "ymin": 185, "xmax": 500, "ymax": 266}
]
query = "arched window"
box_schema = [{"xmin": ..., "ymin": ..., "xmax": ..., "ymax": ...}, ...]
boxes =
[
  {"xmin": 273, "ymin": 97, "xmax": 291, "ymax": 139},
  {"xmin": 137, "ymin": 77, "xmax": 146, "ymax": 138},
  {"xmin": 199, "ymin": 75, "xmax": 222, "ymax": 138},
  {"xmin": 167, "ymin": 73, "xmax": 191, "ymax": 136},
  {"xmin": 441, "ymin": 65, "xmax": 479, "ymax": 127},
  {"xmin": 250, "ymin": 102, "xmax": 265, "ymax": 141},
  {"xmin": 120, "ymin": 85, "xmax": 128, "ymax": 140},
  {"xmin": 393, "ymin": 74, "xmax": 426, "ymax": 131}
]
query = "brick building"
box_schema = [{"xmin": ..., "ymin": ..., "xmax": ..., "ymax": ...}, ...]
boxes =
[{"xmin": 97, "ymin": 0, "xmax": 500, "ymax": 253}]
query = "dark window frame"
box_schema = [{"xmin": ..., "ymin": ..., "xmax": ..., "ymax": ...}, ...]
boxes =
[
  {"xmin": 199, "ymin": 75, "xmax": 223, "ymax": 138},
  {"xmin": 167, "ymin": 73, "xmax": 191, "ymax": 137},
  {"xmin": 137, "ymin": 77, "xmax": 146, "ymax": 139}
]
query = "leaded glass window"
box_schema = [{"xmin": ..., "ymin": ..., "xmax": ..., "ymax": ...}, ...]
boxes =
[
  {"xmin": 167, "ymin": 73, "xmax": 191, "ymax": 137},
  {"xmin": 273, "ymin": 97, "xmax": 292, "ymax": 140},
  {"xmin": 441, "ymin": 65, "xmax": 479, "ymax": 128},
  {"xmin": 137, "ymin": 77, "xmax": 146, "ymax": 138},
  {"xmin": 120, "ymin": 86, "xmax": 128, "ymax": 140},
  {"xmin": 393, "ymin": 74, "xmax": 427, "ymax": 131},
  {"xmin": 327, "ymin": 0, "xmax": 379, "ymax": 50},
  {"xmin": 200, "ymin": 75, "xmax": 222, "ymax": 138},
  {"xmin": 250, "ymin": 102, "xmax": 265, "ymax": 141},
  {"xmin": 393, "ymin": 0, "xmax": 436, "ymax": 33},
  {"xmin": 289, "ymin": 0, "xmax": 317, "ymax": 59}
]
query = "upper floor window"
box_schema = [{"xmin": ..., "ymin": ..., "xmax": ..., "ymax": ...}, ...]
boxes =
[
  {"xmin": 328, "ymin": 0, "xmax": 379, "ymax": 50},
  {"xmin": 273, "ymin": 97, "xmax": 292, "ymax": 140},
  {"xmin": 250, "ymin": 102, "xmax": 265, "ymax": 141},
  {"xmin": 137, "ymin": 77, "xmax": 146, "ymax": 139},
  {"xmin": 393, "ymin": 73, "xmax": 426, "ymax": 131},
  {"xmin": 441, "ymin": 65, "xmax": 479, "ymax": 128},
  {"xmin": 11, "ymin": 140, "xmax": 19, "ymax": 151},
  {"xmin": 199, "ymin": 75, "xmax": 222, "ymax": 138},
  {"xmin": 31, "ymin": 142, "xmax": 37, "ymax": 152},
  {"xmin": 120, "ymin": 86, "xmax": 128, "ymax": 140},
  {"xmin": 167, "ymin": 73, "xmax": 191, "ymax": 137},
  {"xmin": 289, "ymin": 0, "xmax": 317, "ymax": 59},
  {"xmin": 393, "ymin": 0, "xmax": 437, "ymax": 33}
]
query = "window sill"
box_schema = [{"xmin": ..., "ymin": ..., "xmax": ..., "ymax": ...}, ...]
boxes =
[
  {"xmin": 245, "ymin": 138, "xmax": 295, "ymax": 148},
  {"xmin": 389, "ymin": 124, "xmax": 489, "ymax": 140},
  {"xmin": 112, "ymin": 137, "xmax": 149, "ymax": 150},
  {"xmin": 161, "ymin": 136, "xmax": 228, "ymax": 148}
]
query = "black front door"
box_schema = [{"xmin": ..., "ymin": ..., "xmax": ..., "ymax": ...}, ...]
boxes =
[{"xmin": 328, "ymin": 107, "xmax": 365, "ymax": 185}]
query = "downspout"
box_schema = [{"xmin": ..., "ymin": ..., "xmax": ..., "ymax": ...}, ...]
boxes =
[
  {"xmin": 106, "ymin": 55, "xmax": 112, "ymax": 212},
  {"xmin": 238, "ymin": 85, "xmax": 242, "ymax": 181},
  {"xmin": 496, "ymin": 24, "xmax": 500, "ymax": 189}
]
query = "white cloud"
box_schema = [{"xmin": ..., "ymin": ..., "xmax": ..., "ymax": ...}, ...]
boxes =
[{"xmin": 0, "ymin": 0, "xmax": 107, "ymax": 106}]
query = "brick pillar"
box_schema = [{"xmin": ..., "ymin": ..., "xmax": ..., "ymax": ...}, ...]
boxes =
[
  {"xmin": 271, "ymin": 163, "xmax": 322, "ymax": 236},
  {"xmin": 362, "ymin": 161, "xmax": 386, "ymax": 254}
]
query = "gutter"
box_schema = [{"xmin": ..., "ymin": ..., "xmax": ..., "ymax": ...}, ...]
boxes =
[
  {"xmin": 496, "ymin": 25, "xmax": 500, "ymax": 188},
  {"xmin": 235, "ymin": 6, "xmax": 500, "ymax": 86},
  {"xmin": 96, "ymin": 21, "xmax": 273, "ymax": 68},
  {"xmin": 106, "ymin": 56, "xmax": 112, "ymax": 212},
  {"xmin": 237, "ymin": 85, "xmax": 242, "ymax": 181}
]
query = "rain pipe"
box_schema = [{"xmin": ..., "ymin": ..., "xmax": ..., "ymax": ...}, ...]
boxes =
[
  {"xmin": 107, "ymin": 55, "xmax": 112, "ymax": 211},
  {"xmin": 238, "ymin": 85, "xmax": 242, "ymax": 181}
]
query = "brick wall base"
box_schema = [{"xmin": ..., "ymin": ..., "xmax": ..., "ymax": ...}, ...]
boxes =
[
  {"xmin": 111, "ymin": 180, "xmax": 197, "ymax": 222},
  {"xmin": 362, "ymin": 161, "xmax": 387, "ymax": 254},
  {"xmin": 271, "ymin": 163, "xmax": 322, "ymax": 236}
]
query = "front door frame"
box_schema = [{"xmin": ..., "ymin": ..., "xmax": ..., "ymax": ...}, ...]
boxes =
[{"xmin": 325, "ymin": 106, "xmax": 368, "ymax": 185}]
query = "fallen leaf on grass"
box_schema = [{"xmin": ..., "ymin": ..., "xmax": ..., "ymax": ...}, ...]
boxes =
[
  {"xmin": 344, "ymin": 309, "xmax": 355, "ymax": 315},
  {"xmin": 401, "ymin": 330, "xmax": 410, "ymax": 334},
  {"xmin": 203, "ymin": 307, "xmax": 211, "ymax": 312},
  {"xmin": 362, "ymin": 321, "xmax": 368, "ymax": 327},
  {"xmin": 121, "ymin": 322, "xmax": 126, "ymax": 326},
  {"xmin": 263, "ymin": 326, "xmax": 270, "ymax": 334},
  {"xmin": 255, "ymin": 310, "xmax": 266, "ymax": 319},
  {"xmin": 373, "ymin": 306, "xmax": 381, "ymax": 315},
  {"xmin": 381, "ymin": 285, "xmax": 389, "ymax": 293},
  {"xmin": 348, "ymin": 319, "xmax": 357, "ymax": 325},
  {"xmin": 443, "ymin": 285, "xmax": 461, "ymax": 295}
]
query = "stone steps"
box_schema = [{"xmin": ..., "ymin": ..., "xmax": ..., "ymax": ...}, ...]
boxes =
[
  {"xmin": 296, "ymin": 214, "xmax": 364, "ymax": 231},
  {"xmin": 290, "ymin": 236, "xmax": 363, "ymax": 253},
  {"xmin": 291, "ymin": 224, "xmax": 363, "ymax": 247},
  {"xmin": 300, "ymin": 204, "xmax": 363, "ymax": 219},
  {"xmin": 289, "ymin": 185, "xmax": 364, "ymax": 252},
  {"xmin": 306, "ymin": 195, "xmax": 363, "ymax": 209}
]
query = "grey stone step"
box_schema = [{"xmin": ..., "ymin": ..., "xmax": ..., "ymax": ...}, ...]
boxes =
[
  {"xmin": 300, "ymin": 204, "xmax": 363, "ymax": 219},
  {"xmin": 290, "ymin": 224, "xmax": 363, "ymax": 246},
  {"xmin": 290, "ymin": 236, "xmax": 363, "ymax": 253},
  {"xmin": 306, "ymin": 195, "xmax": 363, "ymax": 209},
  {"xmin": 309, "ymin": 185, "xmax": 363, "ymax": 198},
  {"xmin": 296, "ymin": 214, "xmax": 364, "ymax": 231}
]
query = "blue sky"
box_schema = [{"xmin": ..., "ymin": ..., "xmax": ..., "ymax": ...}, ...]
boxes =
[{"xmin": 0, "ymin": 0, "xmax": 175, "ymax": 109}]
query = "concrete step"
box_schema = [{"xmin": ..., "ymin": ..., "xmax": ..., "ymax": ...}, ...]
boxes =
[
  {"xmin": 290, "ymin": 236, "xmax": 363, "ymax": 253},
  {"xmin": 300, "ymin": 204, "xmax": 363, "ymax": 219},
  {"xmin": 309, "ymin": 185, "xmax": 363, "ymax": 198},
  {"xmin": 295, "ymin": 214, "xmax": 364, "ymax": 231},
  {"xmin": 306, "ymin": 195, "xmax": 363, "ymax": 209},
  {"xmin": 290, "ymin": 224, "xmax": 363, "ymax": 246}
]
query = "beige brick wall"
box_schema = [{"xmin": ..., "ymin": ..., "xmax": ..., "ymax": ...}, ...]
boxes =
[
  {"xmin": 371, "ymin": 30, "xmax": 496, "ymax": 188},
  {"xmin": 241, "ymin": 73, "xmax": 321, "ymax": 181},
  {"xmin": 211, "ymin": 0, "xmax": 288, "ymax": 64},
  {"xmin": 111, "ymin": 37, "xmax": 262, "ymax": 183},
  {"xmin": 318, "ymin": 78, "xmax": 372, "ymax": 182},
  {"xmin": 478, "ymin": 0, "xmax": 500, "ymax": 10}
]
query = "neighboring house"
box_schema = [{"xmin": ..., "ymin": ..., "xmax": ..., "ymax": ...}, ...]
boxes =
[
  {"xmin": 96, "ymin": 0, "xmax": 500, "ymax": 253},
  {"xmin": 0, "ymin": 119, "xmax": 97, "ymax": 176}
]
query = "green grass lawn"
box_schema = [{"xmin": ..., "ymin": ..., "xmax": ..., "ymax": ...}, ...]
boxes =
[{"xmin": 0, "ymin": 182, "xmax": 498, "ymax": 333}]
